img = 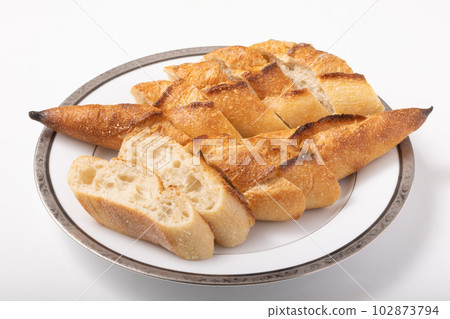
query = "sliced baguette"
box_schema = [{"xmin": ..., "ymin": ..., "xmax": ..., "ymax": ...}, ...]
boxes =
[
  {"xmin": 202, "ymin": 81, "xmax": 288, "ymax": 137},
  {"xmin": 153, "ymin": 80, "xmax": 242, "ymax": 139},
  {"xmin": 67, "ymin": 155, "xmax": 214, "ymax": 260},
  {"xmin": 118, "ymin": 127, "xmax": 255, "ymax": 247},
  {"xmin": 204, "ymin": 46, "xmax": 330, "ymax": 128},
  {"xmin": 197, "ymin": 134, "xmax": 339, "ymax": 218},
  {"xmin": 131, "ymin": 80, "xmax": 172, "ymax": 105},
  {"xmin": 250, "ymin": 40, "xmax": 384, "ymax": 116}
]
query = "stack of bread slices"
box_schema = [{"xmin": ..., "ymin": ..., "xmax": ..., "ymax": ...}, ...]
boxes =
[{"xmin": 30, "ymin": 40, "xmax": 432, "ymax": 259}]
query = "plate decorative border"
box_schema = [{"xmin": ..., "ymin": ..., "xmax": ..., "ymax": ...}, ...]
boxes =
[{"xmin": 33, "ymin": 47, "xmax": 414, "ymax": 285}]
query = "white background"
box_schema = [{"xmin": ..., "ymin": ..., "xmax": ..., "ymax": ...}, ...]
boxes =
[{"xmin": 1, "ymin": 0, "xmax": 449, "ymax": 300}]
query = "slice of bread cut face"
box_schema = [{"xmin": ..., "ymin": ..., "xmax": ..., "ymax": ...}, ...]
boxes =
[
  {"xmin": 249, "ymin": 40, "xmax": 336, "ymax": 114},
  {"xmin": 67, "ymin": 155, "xmax": 214, "ymax": 260},
  {"xmin": 119, "ymin": 128, "xmax": 255, "ymax": 247}
]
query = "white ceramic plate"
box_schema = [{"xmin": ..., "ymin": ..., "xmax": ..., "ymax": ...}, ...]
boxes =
[{"xmin": 33, "ymin": 47, "xmax": 415, "ymax": 285}]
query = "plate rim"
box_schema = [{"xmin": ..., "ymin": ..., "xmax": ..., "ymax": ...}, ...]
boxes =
[{"xmin": 33, "ymin": 46, "xmax": 415, "ymax": 285}]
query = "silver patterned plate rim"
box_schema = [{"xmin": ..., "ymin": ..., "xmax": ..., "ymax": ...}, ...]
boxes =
[{"xmin": 33, "ymin": 46, "xmax": 414, "ymax": 285}]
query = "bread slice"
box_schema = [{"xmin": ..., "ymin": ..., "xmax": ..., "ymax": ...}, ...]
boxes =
[
  {"xmin": 153, "ymin": 81, "xmax": 242, "ymax": 139},
  {"xmin": 118, "ymin": 127, "xmax": 255, "ymax": 247},
  {"xmin": 318, "ymin": 73, "xmax": 384, "ymax": 115},
  {"xmin": 29, "ymin": 104, "xmax": 163, "ymax": 150},
  {"xmin": 250, "ymin": 40, "xmax": 384, "ymax": 116},
  {"xmin": 249, "ymin": 40, "xmax": 335, "ymax": 114},
  {"xmin": 203, "ymin": 81, "xmax": 288, "ymax": 137},
  {"xmin": 131, "ymin": 80, "xmax": 172, "ymax": 105},
  {"xmin": 165, "ymin": 60, "xmax": 235, "ymax": 89},
  {"xmin": 197, "ymin": 134, "xmax": 339, "ymax": 218},
  {"xmin": 67, "ymin": 155, "xmax": 214, "ymax": 260},
  {"xmin": 244, "ymin": 176, "xmax": 305, "ymax": 221},
  {"xmin": 203, "ymin": 46, "xmax": 330, "ymax": 128},
  {"xmin": 288, "ymin": 43, "xmax": 354, "ymax": 76}
]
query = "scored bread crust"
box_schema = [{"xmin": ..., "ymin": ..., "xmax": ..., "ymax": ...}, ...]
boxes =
[
  {"xmin": 165, "ymin": 60, "xmax": 232, "ymax": 89},
  {"xmin": 198, "ymin": 134, "xmax": 340, "ymax": 218},
  {"xmin": 131, "ymin": 80, "xmax": 173, "ymax": 105},
  {"xmin": 203, "ymin": 81, "xmax": 288, "ymax": 136},
  {"xmin": 29, "ymin": 104, "xmax": 163, "ymax": 150},
  {"xmin": 250, "ymin": 39, "xmax": 384, "ymax": 117},
  {"xmin": 203, "ymin": 46, "xmax": 332, "ymax": 128},
  {"xmin": 287, "ymin": 43, "xmax": 354, "ymax": 76},
  {"xmin": 309, "ymin": 107, "xmax": 433, "ymax": 180},
  {"xmin": 119, "ymin": 128, "xmax": 255, "ymax": 247},
  {"xmin": 67, "ymin": 156, "xmax": 214, "ymax": 260},
  {"xmin": 137, "ymin": 80, "xmax": 242, "ymax": 139}
]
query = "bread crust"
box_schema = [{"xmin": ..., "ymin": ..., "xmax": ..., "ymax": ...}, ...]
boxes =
[
  {"xmin": 29, "ymin": 104, "xmax": 163, "ymax": 150},
  {"xmin": 131, "ymin": 80, "xmax": 172, "ymax": 105},
  {"xmin": 203, "ymin": 81, "xmax": 288, "ymax": 137},
  {"xmin": 309, "ymin": 107, "xmax": 433, "ymax": 179},
  {"xmin": 119, "ymin": 128, "xmax": 254, "ymax": 247},
  {"xmin": 288, "ymin": 43, "xmax": 354, "ymax": 76},
  {"xmin": 244, "ymin": 177, "xmax": 305, "ymax": 221},
  {"xmin": 67, "ymin": 156, "xmax": 214, "ymax": 260},
  {"xmin": 165, "ymin": 61, "xmax": 230, "ymax": 89},
  {"xmin": 318, "ymin": 73, "xmax": 385, "ymax": 115}
]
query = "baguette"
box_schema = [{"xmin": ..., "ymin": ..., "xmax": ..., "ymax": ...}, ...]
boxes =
[
  {"xmin": 29, "ymin": 104, "xmax": 163, "ymax": 150},
  {"xmin": 301, "ymin": 107, "xmax": 433, "ymax": 180},
  {"xmin": 166, "ymin": 59, "xmax": 290, "ymax": 136},
  {"xmin": 131, "ymin": 80, "xmax": 172, "ymax": 105},
  {"xmin": 67, "ymin": 155, "xmax": 214, "ymax": 260},
  {"xmin": 153, "ymin": 80, "xmax": 242, "ymax": 139},
  {"xmin": 118, "ymin": 127, "xmax": 254, "ymax": 247},
  {"xmin": 257, "ymin": 108, "xmax": 433, "ymax": 180},
  {"xmin": 197, "ymin": 134, "xmax": 340, "ymax": 218},
  {"xmin": 203, "ymin": 46, "xmax": 330, "ymax": 127},
  {"xmin": 202, "ymin": 81, "xmax": 288, "ymax": 136},
  {"xmin": 250, "ymin": 40, "xmax": 384, "ymax": 116}
]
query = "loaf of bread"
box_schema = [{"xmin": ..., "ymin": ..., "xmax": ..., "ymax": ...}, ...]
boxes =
[
  {"xmin": 118, "ymin": 127, "xmax": 254, "ymax": 247},
  {"xmin": 67, "ymin": 155, "xmax": 214, "ymax": 260},
  {"xmin": 250, "ymin": 39, "xmax": 385, "ymax": 116},
  {"xmin": 202, "ymin": 45, "xmax": 330, "ymax": 127},
  {"xmin": 257, "ymin": 107, "xmax": 433, "ymax": 180},
  {"xmin": 29, "ymin": 104, "xmax": 163, "ymax": 150}
]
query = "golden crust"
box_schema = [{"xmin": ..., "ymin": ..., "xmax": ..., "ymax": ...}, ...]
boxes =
[
  {"xmin": 165, "ymin": 102, "xmax": 241, "ymax": 139},
  {"xmin": 278, "ymin": 158, "xmax": 340, "ymax": 209},
  {"xmin": 154, "ymin": 80, "xmax": 209, "ymax": 110},
  {"xmin": 307, "ymin": 107, "xmax": 433, "ymax": 179},
  {"xmin": 242, "ymin": 62, "xmax": 293, "ymax": 99},
  {"xmin": 164, "ymin": 60, "xmax": 230, "ymax": 89},
  {"xmin": 68, "ymin": 156, "xmax": 214, "ymax": 260},
  {"xmin": 204, "ymin": 45, "xmax": 267, "ymax": 75},
  {"xmin": 29, "ymin": 104, "xmax": 163, "ymax": 150},
  {"xmin": 318, "ymin": 73, "xmax": 385, "ymax": 115},
  {"xmin": 152, "ymin": 81, "xmax": 242, "ymax": 139},
  {"xmin": 288, "ymin": 43, "xmax": 354, "ymax": 75},
  {"xmin": 203, "ymin": 81, "xmax": 288, "ymax": 137},
  {"xmin": 249, "ymin": 39, "xmax": 297, "ymax": 61},
  {"xmin": 131, "ymin": 80, "xmax": 172, "ymax": 105},
  {"xmin": 264, "ymin": 89, "xmax": 330, "ymax": 128},
  {"xmin": 244, "ymin": 177, "xmax": 305, "ymax": 221}
]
